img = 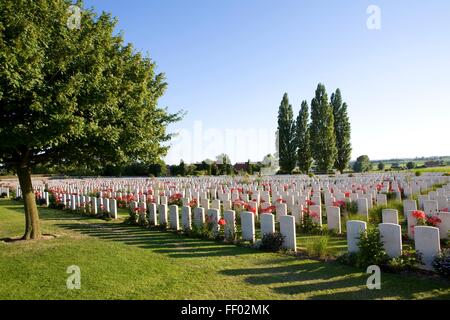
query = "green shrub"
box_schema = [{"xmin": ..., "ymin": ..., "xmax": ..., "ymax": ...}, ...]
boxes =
[
  {"xmin": 304, "ymin": 236, "xmax": 330, "ymax": 258},
  {"xmin": 36, "ymin": 198, "xmax": 47, "ymax": 206},
  {"xmin": 337, "ymin": 252, "xmax": 358, "ymax": 266},
  {"xmin": 299, "ymin": 213, "xmax": 323, "ymax": 235},
  {"xmin": 432, "ymin": 249, "xmax": 450, "ymax": 279},
  {"xmin": 368, "ymin": 205, "xmax": 388, "ymax": 225},
  {"xmin": 415, "ymin": 171, "xmax": 422, "ymax": 177},
  {"xmin": 384, "ymin": 248, "xmax": 422, "ymax": 272},
  {"xmin": 188, "ymin": 222, "xmax": 213, "ymax": 240},
  {"xmin": 356, "ymin": 228, "xmax": 389, "ymax": 268},
  {"xmin": 260, "ymin": 232, "xmax": 285, "ymax": 252},
  {"xmin": 344, "ymin": 201, "xmax": 358, "ymax": 215}
]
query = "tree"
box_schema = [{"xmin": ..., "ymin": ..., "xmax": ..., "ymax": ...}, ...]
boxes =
[
  {"xmin": 353, "ymin": 155, "xmax": 372, "ymax": 173},
  {"xmin": 0, "ymin": 0, "xmax": 182, "ymax": 239},
  {"xmin": 295, "ymin": 101, "xmax": 312, "ymax": 173},
  {"xmin": 406, "ymin": 161, "xmax": 416, "ymax": 170},
  {"xmin": 378, "ymin": 162, "xmax": 385, "ymax": 171},
  {"xmin": 277, "ymin": 93, "xmax": 297, "ymax": 173},
  {"xmin": 310, "ymin": 84, "xmax": 337, "ymax": 173},
  {"xmin": 331, "ymin": 89, "xmax": 352, "ymax": 173},
  {"xmin": 211, "ymin": 163, "xmax": 219, "ymax": 176},
  {"xmin": 216, "ymin": 153, "xmax": 232, "ymax": 175},
  {"xmin": 246, "ymin": 160, "xmax": 253, "ymax": 175},
  {"xmin": 179, "ymin": 160, "xmax": 186, "ymax": 176}
]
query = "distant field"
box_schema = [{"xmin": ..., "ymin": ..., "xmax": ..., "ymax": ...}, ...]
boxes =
[{"xmin": 413, "ymin": 166, "xmax": 450, "ymax": 173}]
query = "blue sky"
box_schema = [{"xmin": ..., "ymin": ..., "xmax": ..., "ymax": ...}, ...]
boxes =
[{"xmin": 84, "ymin": 0, "xmax": 450, "ymax": 164}]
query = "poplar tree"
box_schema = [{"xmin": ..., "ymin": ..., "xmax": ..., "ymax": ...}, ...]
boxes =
[
  {"xmin": 295, "ymin": 101, "xmax": 312, "ymax": 173},
  {"xmin": 277, "ymin": 93, "xmax": 296, "ymax": 173},
  {"xmin": 331, "ymin": 89, "xmax": 352, "ymax": 173},
  {"xmin": 310, "ymin": 84, "xmax": 337, "ymax": 173}
]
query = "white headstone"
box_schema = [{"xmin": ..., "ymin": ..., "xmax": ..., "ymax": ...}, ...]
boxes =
[
  {"xmin": 169, "ymin": 205, "xmax": 180, "ymax": 230},
  {"xmin": 346, "ymin": 220, "xmax": 367, "ymax": 253},
  {"xmin": 379, "ymin": 223, "xmax": 402, "ymax": 258},
  {"xmin": 148, "ymin": 202, "xmax": 158, "ymax": 225},
  {"xmin": 280, "ymin": 215, "xmax": 297, "ymax": 251},
  {"xmin": 223, "ymin": 210, "xmax": 236, "ymax": 241},
  {"xmin": 241, "ymin": 211, "xmax": 255, "ymax": 242},
  {"xmin": 158, "ymin": 204, "xmax": 168, "ymax": 225},
  {"xmin": 326, "ymin": 206, "xmax": 341, "ymax": 233},
  {"xmin": 193, "ymin": 207, "xmax": 205, "ymax": 227},
  {"xmin": 260, "ymin": 213, "xmax": 275, "ymax": 236},
  {"xmin": 357, "ymin": 198, "xmax": 369, "ymax": 220},
  {"xmin": 181, "ymin": 206, "xmax": 192, "ymax": 231},
  {"xmin": 382, "ymin": 209, "xmax": 399, "ymax": 224},
  {"xmin": 414, "ymin": 226, "xmax": 441, "ymax": 269}
]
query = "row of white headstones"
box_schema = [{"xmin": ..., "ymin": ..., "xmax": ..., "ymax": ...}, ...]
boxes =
[{"xmin": 7, "ymin": 173, "xmax": 450, "ymax": 268}]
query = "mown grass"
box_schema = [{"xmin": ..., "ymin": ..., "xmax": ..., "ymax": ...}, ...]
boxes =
[
  {"xmin": 412, "ymin": 166, "xmax": 450, "ymax": 173},
  {"xmin": 1, "ymin": 199, "xmax": 450, "ymax": 300}
]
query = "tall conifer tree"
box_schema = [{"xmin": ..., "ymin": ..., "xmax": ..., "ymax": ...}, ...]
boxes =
[
  {"xmin": 277, "ymin": 93, "xmax": 296, "ymax": 173},
  {"xmin": 295, "ymin": 101, "xmax": 312, "ymax": 173},
  {"xmin": 331, "ymin": 89, "xmax": 352, "ymax": 173},
  {"xmin": 310, "ymin": 84, "xmax": 337, "ymax": 173}
]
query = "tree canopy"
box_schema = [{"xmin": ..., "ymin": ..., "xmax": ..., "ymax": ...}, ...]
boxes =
[
  {"xmin": 277, "ymin": 93, "xmax": 297, "ymax": 173},
  {"xmin": 0, "ymin": 0, "xmax": 182, "ymax": 239}
]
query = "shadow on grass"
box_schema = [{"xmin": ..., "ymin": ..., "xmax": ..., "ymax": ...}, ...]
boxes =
[
  {"xmin": 3, "ymin": 204, "xmax": 87, "ymax": 221},
  {"xmin": 56, "ymin": 222, "xmax": 260, "ymax": 259},
  {"xmin": 220, "ymin": 262, "xmax": 450, "ymax": 300}
]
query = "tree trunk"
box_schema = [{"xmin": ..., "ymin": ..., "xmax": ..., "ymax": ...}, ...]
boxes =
[{"xmin": 16, "ymin": 165, "xmax": 41, "ymax": 240}]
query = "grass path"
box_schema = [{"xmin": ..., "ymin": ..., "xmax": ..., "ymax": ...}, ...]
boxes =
[{"xmin": 0, "ymin": 199, "xmax": 449, "ymax": 300}]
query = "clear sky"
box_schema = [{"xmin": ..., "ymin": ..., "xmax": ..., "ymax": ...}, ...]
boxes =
[{"xmin": 84, "ymin": 0, "xmax": 450, "ymax": 164}]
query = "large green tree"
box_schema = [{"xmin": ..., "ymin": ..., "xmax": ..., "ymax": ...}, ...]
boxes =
[
  {"xmin": 277, "ymin": 93, "xmax": 296, "ymax": 173},
  {"xmin": 295, "ymin": 100, "xmax": 312, "ymax": 173},
  {"xmin": 331, "ymin": 89, "xmax": 352, "ymax": 173},
  {"xmin": 310, "ymin": 84, "xmax": 337, "ymax": 173},
  {"xmin": 0, "ymin": 0, "xmax": 182, "ymax": 240},
  {"xmin": 353, "ymin": 155, "xmax": 372, "ymax": 173}
]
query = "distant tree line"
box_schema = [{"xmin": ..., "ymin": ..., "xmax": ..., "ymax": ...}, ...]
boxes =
[{"xmin": 22, "ymin": 158, "xmax": 265, "ymax": 177}]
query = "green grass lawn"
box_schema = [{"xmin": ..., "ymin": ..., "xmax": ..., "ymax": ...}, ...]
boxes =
[
  {"xmin": 1, "ymin": 199, "xmax": 449, "ymax": 300},
  {"xmin": 412, "ymin": 166, "xmax": 450, "ymax": 173}
]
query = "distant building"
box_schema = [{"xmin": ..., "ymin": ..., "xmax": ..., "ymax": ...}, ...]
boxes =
[{"xmin": 234, "ymin": 163, "xmax": 249, "ymax": 172}]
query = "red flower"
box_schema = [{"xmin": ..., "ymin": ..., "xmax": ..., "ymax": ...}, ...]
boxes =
[
  {"xmin": 188, "ymin": 198, "xmax": 198, "ymax": 208},
  {"xmin": 426, "ymin": 215, "xmax": 441, "ymax": 226},
  {"xmin": 333, "ymin": 200, "xmax": 346, "ymax": 208},
  {"xmin": 441, "ymin": 208, "xmax": 449, "ymax": 212},
  {"xmin": 276, "ymin": 198, "xmax": 286, "ymax": 204},
  {"xmin": 218, "ymin": 218, "xmax": 226, "ymax": 226},
  {"xmin": 309, "ymin": 211, "xmax": 319, "ymax": 219},
  {"xmin": 261, "ymin": 205, "xmax": 276, "ymax": 214},
  {"xmin": 412, "ymin": 210, "xmax": 426, "ymax": 220}
]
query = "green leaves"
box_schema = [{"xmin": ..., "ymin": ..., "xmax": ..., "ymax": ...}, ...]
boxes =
[
  {"xmin": 310, "ymin": 84, "xmax": 337, "ymax": 173},
  {"xmin": 0, "ymin": 0, "xmax": 182, "ymax": 170},
  {"xmin": 331, "ymin": 89, "xmax": 352, "ymax": 173},
  {"xmin": 277, "ymin": 93, "xmax": 296, "ymax": 173},
  {"xmin": 296, "ymin": 101, "xmax": 312, "ymax": 173}
]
